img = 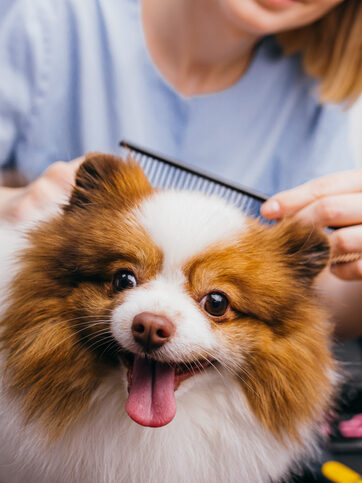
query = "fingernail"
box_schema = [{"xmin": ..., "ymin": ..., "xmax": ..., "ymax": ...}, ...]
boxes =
[{"xmin": 262, "ymin": 199, "xmax": 280, "ymax": 218}]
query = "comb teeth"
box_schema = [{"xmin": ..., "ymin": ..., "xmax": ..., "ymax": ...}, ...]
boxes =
[{"xmin": 120, "ymin": 141, "xmax": 270, "ymax": 222}]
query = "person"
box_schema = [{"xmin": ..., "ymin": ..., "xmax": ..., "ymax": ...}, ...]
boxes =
[{"xmin": 0, "ymin": 0, "xmax": 361, "ymax": 338}]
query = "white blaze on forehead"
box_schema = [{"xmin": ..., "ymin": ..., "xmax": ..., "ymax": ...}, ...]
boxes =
[{"xmin": 137, "ymin": 190, "xmax": 246, "ymax": 267}]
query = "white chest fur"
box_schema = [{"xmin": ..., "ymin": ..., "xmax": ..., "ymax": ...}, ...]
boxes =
[{"xmin": 0, "ymin": 368, "xmax": 312, "ymax": 483}]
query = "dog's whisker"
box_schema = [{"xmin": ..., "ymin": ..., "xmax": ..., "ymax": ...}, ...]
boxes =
[
  {"xmin": 98, "ymin": 338, "xmax": 121, "ymax": 360},
  {"xmin": 30, "ymin": 316, "xmax": 113, "ymax": 334},
  {"xmin": 204, "ymin": 346, "xmax": 258, "ymax": 391},
  {"xmin": 38, "ymin": 318, "xmax": 113, "ymax": 336},
  {"xmin": 25, "ymin": 323, "xmax": 116, "ymax": 356},
  {"xmin": 49, "ymin": 314, "xmax": 113, "ymax": 326},
  {"xmin": 220, "ymin": 362, "xmax": 262, "ymax": 402},
  {"xmin": 197, "ymin": 353, "xmax": 224, "ymax": 379},
  {"xmin": 56, "ymin": 319, "xmax": 112, "ymax": 331},
  {"xmin": 85, "ymin": 335, "xmax": 116, "ymax": 354}
]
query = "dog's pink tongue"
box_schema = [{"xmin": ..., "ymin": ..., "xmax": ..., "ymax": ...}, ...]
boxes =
[{"xmin": 126, "ymin": 355, "xmax": 176, "ymax": 427}]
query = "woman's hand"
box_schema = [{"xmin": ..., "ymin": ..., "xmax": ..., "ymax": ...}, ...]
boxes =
[
  {"xmin": 261, "ymin": 169, "xmax": 362, "ymax": 281},
  {"xmin": 0, "ymin": 157, "xmax": 84, "ymax": 223}
]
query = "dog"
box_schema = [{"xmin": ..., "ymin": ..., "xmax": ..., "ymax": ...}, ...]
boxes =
[{"xmin": 0, "ymin": 154, "xmax": 333, "ymax": 482}]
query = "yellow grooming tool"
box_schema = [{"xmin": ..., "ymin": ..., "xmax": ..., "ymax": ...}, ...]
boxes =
[{"xmin": 322, "ymin": 461, "xmax": 362, "ymax": 483}]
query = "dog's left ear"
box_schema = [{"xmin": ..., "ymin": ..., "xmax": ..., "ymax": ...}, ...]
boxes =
[
  {"xmin": 269, "ymin": 220, "xmax": 330, "ymax": 284},
  {"xmin": 65, "ymin": 153, "xmax": 153, "ymax": 212}
]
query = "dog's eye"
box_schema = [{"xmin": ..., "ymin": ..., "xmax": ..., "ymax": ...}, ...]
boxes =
[
  {"xmin": 202, "ymin": 292, "xmax": 229, "ymax": 317},
  {"xmin": 113, "ymin": 270, "xmax": 137, "ymax": 292}
]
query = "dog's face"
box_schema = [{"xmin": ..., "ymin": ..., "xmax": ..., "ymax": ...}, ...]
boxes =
[{"xmin": 1, "ymin": 155, "xmax": 333, "ymax": 440}]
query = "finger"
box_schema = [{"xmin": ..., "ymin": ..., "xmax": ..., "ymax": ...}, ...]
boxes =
[
  {"xmin": 68, "ymin": 156, "xmax": 85, "ymax": 170},
  {"xmin": 330, "ymin": 258, "xmax": 362, "ymax": 281},
  {"xmin": 328, "ymin": 225, "xmax": 362, "ymax": 281},
  {"xmin": 329, "ymin": 225, "xmax": 362, "ymax": 258},
  {"xmin": 2, "ymin": 158, "xmax": 85, "ymax": 224},
  {"xmin": 261, "ymin": 169, "xmax": 362, "ymax": 219},
  {"xmin": 44, "ymin": 159, "xmax": 83, "ymax": 189},
  {"xmin": 27, "ymin": 178, "xmax": 56, "ymax": 203},
  {"xmin": 292, "ymin": 193, "xmax": 362, "ymax": 227}
]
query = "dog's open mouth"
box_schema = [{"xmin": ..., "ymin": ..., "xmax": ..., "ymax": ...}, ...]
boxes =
[{"xmin": 120, "ymin": 352, "xmax": 214, "ymax": 428}]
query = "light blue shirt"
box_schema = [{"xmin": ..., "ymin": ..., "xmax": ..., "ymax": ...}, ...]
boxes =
[
  {"xmin": 0, "ymin": 0, "xmax": 357, "ymax": 196},
  {"xmin": 0, "ymin": 0, "xmax": 14, "ymax": 23}
]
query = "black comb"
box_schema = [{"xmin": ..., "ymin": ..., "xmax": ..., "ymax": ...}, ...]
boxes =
[
  {"xmin": 119, "ymin": 141, "xmax": 362, "ymax": 265},
  {"xmin": 120, "ymin": 140, "xmax": 269, "ymax": 222}
]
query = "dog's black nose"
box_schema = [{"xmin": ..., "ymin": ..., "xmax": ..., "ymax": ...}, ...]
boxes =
[{"xmin": 132, "ymin": 312, "xmax": 175, "ymax": 351}]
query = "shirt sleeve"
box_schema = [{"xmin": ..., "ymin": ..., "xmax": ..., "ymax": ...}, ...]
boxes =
[
  {"xmin": 0, "ymin": 0, "xmax": 50, "ymax": 167},
  {"xmin": 0, "ymin": 0, "xmax": 17, "ymax": 24}
]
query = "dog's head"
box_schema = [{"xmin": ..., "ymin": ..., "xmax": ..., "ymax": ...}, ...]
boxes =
[{"xmin": 1, "ymin": 154, "xmax": 333, "ymax": 440}]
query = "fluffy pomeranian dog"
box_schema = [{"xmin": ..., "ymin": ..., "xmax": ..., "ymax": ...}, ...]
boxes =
[{"xmin": 0, "ymin": 154, "xmax": 334, "ymax": 483}]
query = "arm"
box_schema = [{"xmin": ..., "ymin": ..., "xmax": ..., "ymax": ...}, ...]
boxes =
[
  {"xmin": 0, "ymin": 159, "xmax": 83, "ymax": 223},
  {"xmin": 0, "ymin": 186, "xmax": 23, "ymax": 218},
  {"xmin": 261, "ymin": 169, "xmax": 362, "ymax": 338},
  {"xmin": 316, "ymin": 270, "xmax": 362, "ymax": 339},
  {"xmin": 0, "ymin": 2, "xmax": 83, "ymax": 222}
]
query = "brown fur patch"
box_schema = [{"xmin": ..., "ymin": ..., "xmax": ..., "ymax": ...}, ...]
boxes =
[
  {"xmin": 1, "ymin": 155, "xmax": 163, "ymax": 439},
  {"xmin": 185, "ymin": 219, "xmax": 333, "ymax": 440},
  {"xmin": 66, "ymin": 153, "xmax": 153, "ymax": 212}
]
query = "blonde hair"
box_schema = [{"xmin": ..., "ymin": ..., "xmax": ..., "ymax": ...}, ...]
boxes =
[{"xmin": 278, "ymin": 0, "xmax": 362, "ymax": 104}]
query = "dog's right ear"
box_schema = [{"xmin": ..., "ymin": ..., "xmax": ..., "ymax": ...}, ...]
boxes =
[
  {"xmin": 64, "ymin": 153, "xmax": 153, "ymax": 212},
  {"xmin": 268, "ymin": 219, "xmax": 331, "ymax": 285}
]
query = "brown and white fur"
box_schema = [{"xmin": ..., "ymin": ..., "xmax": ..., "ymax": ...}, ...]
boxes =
[{"xmin": 0, "ymin": 154, "xmax": 333, "ymax": 483}]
